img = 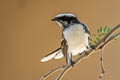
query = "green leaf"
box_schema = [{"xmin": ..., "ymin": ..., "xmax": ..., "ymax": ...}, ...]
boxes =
[
  {"xmin": 103, "ymin": 26, "xmax": 107, "ymax": 34},
  {"xmin": 93, "ymin": 39, "xmax": 98, "ymax": 44},
  {"xmin": 89, "ymin": 41, "xmax": 95, "ymax": 46},
  {"xmin": 107, "ymin": 27, "xmax": 110, "ymax": 32},
  {"xmin": 104, "ymin": 26, "xmax": 107, "ymax": 32},
  {"xmin": 89, "ymin": 38, "xmax": 93, "ymax": 41},
  {"xmin": 90, "ymin": 26, "xmax": 110, "ymax": 46},
  {"xmin": 98, "ymin": 26, "xmax": 102, "ymax": 36},
  {"xmin": 92, "ymin": 34, "xmax": 100, "ymax": 41},
  {"xmin": 98, "ymin": 27, "xmax": 100, "ymax": 36},
  {"xmin": 100, "ymin": 26, "xmax": 102, "ymax": 33},
  {"xmin": 104, "ymin": 26, "xmax": 110, "ymax": 34},
  {"xmin": 89, "ymin": 42, "xmax": 93, "ymax": 46}
]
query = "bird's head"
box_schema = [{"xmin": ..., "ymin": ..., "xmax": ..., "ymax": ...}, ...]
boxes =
[{"xmin": 51, "ymin": 13, "xmax": 79, "ymax": 28}]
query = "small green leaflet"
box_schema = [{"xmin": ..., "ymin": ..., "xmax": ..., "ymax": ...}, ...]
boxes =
[{"xmin": 89, "ymin": 26, "xmax": 110, "ymax": 46}]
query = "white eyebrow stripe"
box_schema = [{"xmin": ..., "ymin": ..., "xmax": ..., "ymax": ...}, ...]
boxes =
[{"xmin": 56, "ymin": 13, "xmax": 75, "ymax": 17}]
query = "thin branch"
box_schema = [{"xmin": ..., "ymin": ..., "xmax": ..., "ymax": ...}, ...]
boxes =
[
  {"xmin": 40, "ymin": 24, "xmax": 120, "ymax": 80},
  {"xmin": 40, "ymin": 65, "xmax": 65, "ymax": 80},
  {"xmin": 56, "ymin": 65, "xmax": 71, "ymax": 80},
  {"xmin": 99, "ymin": 31, "xmax": 120, "ymax": 49},
  {"xmin": 99, "ymin": 49, "xmax": 105, "ymax": 80},
  {"xmin": 103, "ymin": 24, "xmax": 120, "ymax": 41}
]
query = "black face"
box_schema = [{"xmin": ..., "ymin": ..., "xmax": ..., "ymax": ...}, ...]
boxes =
[{"xmin": 51, "ymin": 15, "xmax": 80, "ymax": 27}]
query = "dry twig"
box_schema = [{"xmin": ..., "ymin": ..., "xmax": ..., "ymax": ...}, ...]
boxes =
[
  {"xmin": 40, "ymin": 65, "xmax": 65, "ymax": 80},
  {"xmin": 99, "ymin": 49, "xmax": 105, "ymax": 80}
]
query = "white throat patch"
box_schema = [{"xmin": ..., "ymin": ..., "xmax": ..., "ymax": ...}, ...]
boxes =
[{"xmin": 56, "ymin": 21, "xmax": 63, "ymax": 27}]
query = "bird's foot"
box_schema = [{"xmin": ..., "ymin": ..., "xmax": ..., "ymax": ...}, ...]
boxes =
[
  {"xmin": 70, "ymin": 61, "xmax": 75, "ymax": 67},
  {"xmin": 84, "ymin": 51, "xmax": 89, "ymax": 56}
]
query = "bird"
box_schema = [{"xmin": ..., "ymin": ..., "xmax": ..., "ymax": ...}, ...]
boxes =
[{"xmin": 40, "ymin": 13, "xmax": 90, "ymax": 66}]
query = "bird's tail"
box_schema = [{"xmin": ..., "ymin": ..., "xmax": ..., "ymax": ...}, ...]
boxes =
[{"xmin": 40, "ymin": 47, "xmax": 64, "ymax": 62}]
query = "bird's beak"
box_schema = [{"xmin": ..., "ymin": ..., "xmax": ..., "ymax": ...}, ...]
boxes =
[{"xmin": 51, "ymin": 17, "xmax": 58, "ymax": 21}]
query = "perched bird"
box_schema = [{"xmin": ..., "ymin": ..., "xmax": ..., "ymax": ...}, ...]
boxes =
[{"xmin": 40, "ymin": 13, "xmax": 90, "ymax": 66}]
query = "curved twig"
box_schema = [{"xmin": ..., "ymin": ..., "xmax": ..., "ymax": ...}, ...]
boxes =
[
  {"xmin": 40, "ymin": 65, "xmax": 65, "ymax": 80},
  {"xmin": 99, "ymin": 31, "xmax": 120, "ymax": 49},
  {"xmin": 99, "ymin": 49, "xmax": 106, "ymax": 80},
  {"xmin": 56, "ymin": 65, "xmax": 71, "ymax": 80}
]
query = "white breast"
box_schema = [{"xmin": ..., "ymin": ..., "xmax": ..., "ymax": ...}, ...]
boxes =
[{"xmin": 63, "ymin": 24, "xmax": 89, "ymax": 56}]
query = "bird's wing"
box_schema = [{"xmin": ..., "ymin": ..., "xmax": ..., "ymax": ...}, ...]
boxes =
[
  {"xmin": 61, "ymin": 38, "xmax": 67, "ymax": 57},
  {"xmin": 53, "ymin": 38, "xmax": 66, "ymax": 59},
  {"xmin": 80, "ymin": 22, "xmax": 91, "ymax": 35}
]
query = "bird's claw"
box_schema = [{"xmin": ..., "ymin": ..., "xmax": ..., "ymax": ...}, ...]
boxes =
[{"xmin": 71, "ymin": 61, "xmax": 75, "ymax": 67}]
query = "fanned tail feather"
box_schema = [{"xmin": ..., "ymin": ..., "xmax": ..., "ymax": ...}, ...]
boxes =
[
  {"xmin": 40, "ymin": 47, "xmax": 64, "ymax": 62},
  {"xmin": 54, "ymin": 50, "xmax": 64, "ymax": 59}
]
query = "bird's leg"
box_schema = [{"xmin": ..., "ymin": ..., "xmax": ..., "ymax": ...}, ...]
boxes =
[
  {"xmin": 70, "ymin": 53, "xmax": 75, "ymax": 67},
  {"xmin": 84, "ymin": 50, "xmax": 89, "ymax": 56},
  {"xmin": 99, "ymin": 49, "xmax": 105, "ymax": 80},
  {"xmin": 66, "ymin": 53, "xmax": 75, "ymax": 67}
]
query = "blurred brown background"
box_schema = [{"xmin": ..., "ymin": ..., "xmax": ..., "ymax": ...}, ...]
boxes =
[{"xmin": 1, "ymin": 0, "xmax": 120, "ymax": 80}]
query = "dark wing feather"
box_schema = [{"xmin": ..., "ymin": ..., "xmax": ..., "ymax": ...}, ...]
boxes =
[{"xmin": 61, "ymin": 37, "xmax": 68, "ymax": 57}]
